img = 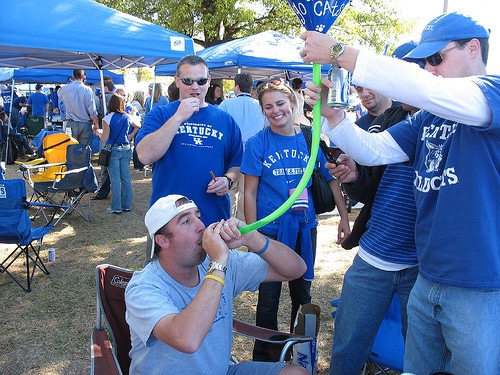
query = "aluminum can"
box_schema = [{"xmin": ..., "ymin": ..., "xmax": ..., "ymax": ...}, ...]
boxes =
[
  {"xmin": 48, "ymin": 247, "xmax": 56, "ymax": 262},
  {"xmin": 326, "ymin": 67, "xmax": 350, "ymax": 109}
]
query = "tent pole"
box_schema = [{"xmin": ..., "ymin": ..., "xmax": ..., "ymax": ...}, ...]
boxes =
[
  {"xmin": 2, "ymin": 78, "xmax": 16, "ymax": 173},
  {"xmin": 99, "ymin": 70, "xmax": 107, "ymax": 116},
  {"xmin": 149, "ymin": 71, "xmax": 156, "ymax": 112}
]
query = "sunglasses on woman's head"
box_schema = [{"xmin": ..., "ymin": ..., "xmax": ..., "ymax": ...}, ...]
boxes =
[
  {"xmin": 178, "ymin": 77, "xmax": 209, "ymax": 86},
  {"xmin": 257, "ymin": 78, "xmax": 290, "ymax": 93},
  {"xmin": 423, "ymin": 42, "xmax": 467, "ymax": 66}
]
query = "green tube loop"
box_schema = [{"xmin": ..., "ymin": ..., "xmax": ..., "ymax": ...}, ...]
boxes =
[{"xmin": 239, "ymin": 63, "xmax": 323, "ymax": 235}]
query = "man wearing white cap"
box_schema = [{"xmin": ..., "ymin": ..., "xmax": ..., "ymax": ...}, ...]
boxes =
[
  {"xmin": 301, "ymin": 11, "xmax": 499, "ymax": 375},
  {"xmin": 125, "ymin": 194, "xmax": 308, "ymax": 374}
]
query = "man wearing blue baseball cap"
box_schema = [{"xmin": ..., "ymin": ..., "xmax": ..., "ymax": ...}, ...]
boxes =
[
  {"xmin": 300, "ymin": 12, "xmax": 499, "ymax": 375},
  {"xmin": 327, "ymin": 41, "xmax": 420, "ymax": 375}
]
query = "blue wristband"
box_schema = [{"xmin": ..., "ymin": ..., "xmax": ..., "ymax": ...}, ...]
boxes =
[{"xmin": 254, "ymin": 236, "xmax": 270, "ymax": 255}]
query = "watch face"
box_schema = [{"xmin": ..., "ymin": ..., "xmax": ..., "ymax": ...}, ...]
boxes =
[{"xmin": 331, "ymin": 43, "xmax": 344, "ymax": 58}]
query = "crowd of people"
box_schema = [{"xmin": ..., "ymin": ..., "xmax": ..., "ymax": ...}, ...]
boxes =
[
  {"xmin": 3, "ymin": 10, "xmax": 497, "ymax": 375},
  {"xmin": 126, "ymin": 10, "xmax": 498, "ymax": 375}
]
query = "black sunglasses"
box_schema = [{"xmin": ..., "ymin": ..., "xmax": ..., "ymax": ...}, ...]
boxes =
[
  {"xmin": 424, "ymin": 43, "xmax": 465, "ymax": 66},
  {"xmin": 178, "ymin": 77, "xmax": 209, "ymax": 86}
]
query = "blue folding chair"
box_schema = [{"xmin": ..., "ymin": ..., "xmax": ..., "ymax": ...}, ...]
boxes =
[
  {"xmin": 331, "ymin": 293, "xmax": 404, "ymax": 375},
  {"xmin": 0, "ymin": 178, "xmax": 54, "ymax": 292}
]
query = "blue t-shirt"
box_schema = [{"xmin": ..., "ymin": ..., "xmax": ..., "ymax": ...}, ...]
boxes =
[
  {"xmin": 135, "ymin": 102, "xmax": 243, "ymax": 226},
  {"xmin": 241, "ymin": 126, "xmax": 330, "ymax": 234},
  {"xmin": 360, "ymin": 162, "xmax": 418, "ymax": 265},
  {"xmin": 1, "ymin": 87, "xmax": 18, "ymax": 113},
  {"xmin": 144, "ymin": 95, "xmax": 169, "ymax": 114},
  {"xmin": 387, "ymin": 75, "xmax": 500, "ymax": 289},
  {"xmin": 103, "ymin": 112, "xmax": 131, "ymax": 145},
  {"xmin": 50, "ymin": 91, "xmax": 59, "ymax": 109},
  {"xmin": 27, "ymin": 92, "xmax": 49, "ymax": 116},
  {"xmin": 355, "ymin": 112, "xmax": 376, "ymax": 131}
]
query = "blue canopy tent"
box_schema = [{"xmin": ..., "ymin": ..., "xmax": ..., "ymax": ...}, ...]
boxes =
[
  {"xmin": 0, "ymin": 0, "xmax": 194, "ymax": 170},
  {"xmin": 0, "ymin": 68, "xmax": 124, "ymax": 85},
  {"xmin": 156, "ymin": 30, "xmax": 328, "ymax": 80},
  {"xmin": 0, "ymin": 0, "xmax": 194, "ymax": 70}
]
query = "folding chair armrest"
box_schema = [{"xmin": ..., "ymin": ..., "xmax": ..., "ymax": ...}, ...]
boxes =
[
  {"xmin": 232, "ymin": 319, "xmax": 313, "ymax": 363},
  {"xmin": 232, "ymin": 319, "xmax": 311, "ymax": 344},
  {"xmin": 21, "ymin": 161, "xmax": 66, "ymax": 170},
  {"xmin": 54, "ymin": 166, "xmax": 89, "ymax": 177},
  {"xmin": 15, "ymin": 158, "xmax": 47, "ymax": 167},
  {"xmin": 91, "ymin": 328, "xmax": 122, "ymax": 375}
]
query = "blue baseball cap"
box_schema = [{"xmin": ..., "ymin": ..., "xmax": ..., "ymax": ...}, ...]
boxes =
[
  {"xmin": 392, "ymin": 41, "xmax": 418, "ymax": 60},
  {"xmin": 405, "ymin": 12, "xmax": 489, "ymax": 59}
]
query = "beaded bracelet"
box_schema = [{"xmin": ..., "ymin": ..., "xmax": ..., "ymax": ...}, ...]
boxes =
[
  {"xmin": 205, "ymin": 274, "xmax": 225, "ymax": 286},
  {"xmin": 254, "ymin": 236, "xmax": 270, "ymax": 256}
]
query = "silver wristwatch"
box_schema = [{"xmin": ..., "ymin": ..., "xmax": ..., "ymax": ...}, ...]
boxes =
[
  {"xmin": 330, "ymin": 42, "xmax": 345, "ymax": 68},
  {"xmin": 207, "ymin": 261, "xmax": 227, "ymax": 275}
]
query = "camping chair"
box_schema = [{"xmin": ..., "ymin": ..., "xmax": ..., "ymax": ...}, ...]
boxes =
[
  {"xmin": 24, "ymin": 115, "xmax": 45, "ymax": 140},
  {"xmin": 17, "ymin": 132, "xmax": 79, "ymax": 222},
  {"xmin": 91, "ymin": 264, "xmax": 313, "ymax": 375},
  {"xmin": 330, "ymin": 293, "xmax": 404, "ymax": 375},
  {"xmin": 17, "ymin": 132, "xmax": 78, "ymax": 185},
  {"xmin": 30, "ymin": 144, "xmax": 98, "ymax": 226},
  {"xmin": 31, "ymin": 128, "xmax": 66, "ymax": 157},
  {"xmin": 0, "ymin": 178, "xmax": 53, "ymax": 292},
  {"xmin": 91, "ymin": 264, "xmax": 132, "ymax": 375}
]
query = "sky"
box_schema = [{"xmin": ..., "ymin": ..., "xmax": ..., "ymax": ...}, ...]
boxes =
[{"xmin": 392, "ymin": 0, "xmax": 499, "ymax": 73}]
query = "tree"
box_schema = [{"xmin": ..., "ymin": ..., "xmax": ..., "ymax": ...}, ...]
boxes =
[
  {"xmin": 333, "ymin": 0, "xmax": 414, "ymax": 54},
  {"xmin": 97, "ymin": 0, "xmax": 300, "ymax": 47},
  {"xmin": 98, "ymin": 0, "xmax": 412, "ymax": 55}
]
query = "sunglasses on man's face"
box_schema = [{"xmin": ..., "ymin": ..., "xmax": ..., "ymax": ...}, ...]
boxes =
[
  {"xmin": 178, "ymin": 77, "xmax": 209, "ymax": 86},
  {"xmin": 423, "ymin": 43, "xmax": 464, "ymax": 66}
]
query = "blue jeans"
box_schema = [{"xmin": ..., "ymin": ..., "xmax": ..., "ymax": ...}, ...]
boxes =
[
  {"xmin": 108, "ymin": 144, "xmax": 132, "ymax": 212},
  {"xmin": 330, "ymin": 254, "xmax": 418, "ymax": 375},
  {"xmin": 252, "ymin": 229, "xmax": 317, "ymax": 361},
  {"xmin": 404, "ymin": 274, "xmax": 500, "ymax": 375}
]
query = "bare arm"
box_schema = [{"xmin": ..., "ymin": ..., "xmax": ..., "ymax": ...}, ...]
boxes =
[
  {"xmin": 300, "ymin": 31, "xmax": 491, "ymax": 126},
  {"xmin": 99, "ymin": 120, "xmax": 110, "ymax": 142},
  {"xmin": 329, "ymin": 178, "xmax": 350, "ymax": 244},
  {"xmin": 300, "ymin": 30, "xmax": 359, "ymax": 71},
  {"xmin": 221, "ymin": 218, "xmax": 307, "ymax": 283},
  {"xmin": 243, "ymin": 174, "xmax": 259, "ymax": 224},
  {"xmin": 136, "ymin": 97, "xmax": 202, "ymax": 165},
  {"xmin": 127, "ymin": 116, "xmax": 141, "ymax": 141}
]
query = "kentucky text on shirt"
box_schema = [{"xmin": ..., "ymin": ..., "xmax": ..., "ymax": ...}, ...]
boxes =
[
  {"xmin": 263, "ymin": 148, "xmax": 309, "ymax": 168},
  {"xmin": 414, "ymin": 121, "xmax": 460, "ymax": 193},
  {"xmin": 421, "ymin": 122, "xmax": 458, "ymax": 141},
  {"xmin": 177, "ymin": 122, "xmax": 224, "ymax": 140}
]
